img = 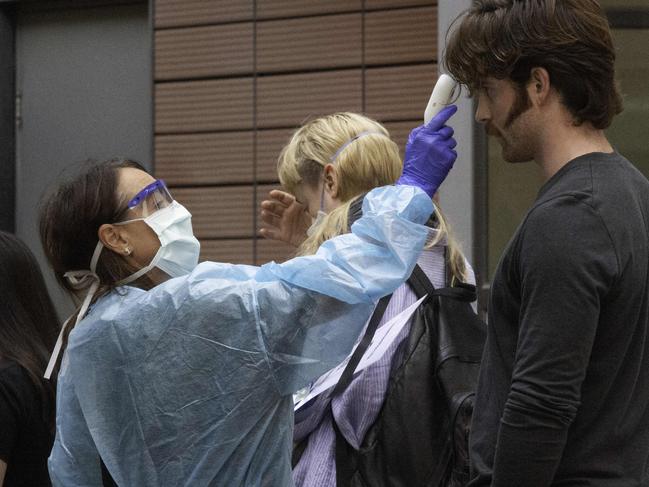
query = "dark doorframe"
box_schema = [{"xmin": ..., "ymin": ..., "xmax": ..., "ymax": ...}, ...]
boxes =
[
  {"xmin": 472, "ymin": 98, "xmax": 489, "ymax": 319},
  {"xmin": 0, "ymin": 0, "xmax": 151, "ymax": 233},
  {"xmin": 0, "ymin": 5, "xmax": 15, "ymax": 232}
]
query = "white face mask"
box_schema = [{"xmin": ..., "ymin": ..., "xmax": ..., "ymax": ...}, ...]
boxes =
[{"xmin": 116, "ymin": 200, "xmax": 200, "ymax": 284}]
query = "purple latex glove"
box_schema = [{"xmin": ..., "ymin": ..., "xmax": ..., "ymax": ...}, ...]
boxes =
[{"xmin": 397, "ymin": 105, "xmax": 458, "ymax": 197}]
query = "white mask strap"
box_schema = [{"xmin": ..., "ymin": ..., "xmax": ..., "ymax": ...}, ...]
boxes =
[
  {"xmin": 329, "ymin": 131, "xmax": 385, "ymax": 162},
  {"xmin": 44, "ymin": 241, "xmax": 103, "ymax": 379},
  {"xmin": 43, "ymin": 314, "xmax": 74, "ymax": 380},
  {"xmin": 114, "ymin": 258, "xmax": 155, "ymax": 286}
]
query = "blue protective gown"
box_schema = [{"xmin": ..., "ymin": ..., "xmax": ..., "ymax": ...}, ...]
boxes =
[{"xmin": 49, "ymin": 185, "xmax": 433, "ymax": 486}]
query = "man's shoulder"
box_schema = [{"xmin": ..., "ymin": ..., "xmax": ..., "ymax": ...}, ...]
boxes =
[
  {"xmin": 541, "ymin": 152, "xmax": 648, "ymax": 203},
  {"xmin": 519, "ymin": 193, "xmax": 614, "ymax": 257},
  {"xmin": 589, "ymin": 152, "xmax": 649, "ymax": 194},
  {"xmin": 530, "ymin": 152, "xmax": 648, "ymax": 227},
  {"xmin": 525, "ymin": 193, "xmax": 596, "ymax": 229}
]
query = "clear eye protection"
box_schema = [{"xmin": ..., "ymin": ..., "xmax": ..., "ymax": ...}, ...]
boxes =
[{"xmin": 125, "ymin": 179, "xmax": 173, "ymax": 218}]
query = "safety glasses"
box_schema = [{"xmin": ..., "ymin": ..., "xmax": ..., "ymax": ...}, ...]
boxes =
[{"xmin": 125, "ymin": 179, "xmax": 174, "ymax": 218}]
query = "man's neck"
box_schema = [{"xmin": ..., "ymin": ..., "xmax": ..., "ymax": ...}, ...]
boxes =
[{"xmin": 535, "ymin": 116, "xmax": 614, "ymax": 181}]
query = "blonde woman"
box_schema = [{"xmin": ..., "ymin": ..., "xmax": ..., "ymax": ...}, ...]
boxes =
[{"xmin": 260, "ymin": 112, "xmax": 474, "ymax": 486}]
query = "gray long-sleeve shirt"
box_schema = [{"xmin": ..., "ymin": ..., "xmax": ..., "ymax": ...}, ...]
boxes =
[{"xmin": 470, "ymin": 152, "xmax": 649, "ymax": 486}]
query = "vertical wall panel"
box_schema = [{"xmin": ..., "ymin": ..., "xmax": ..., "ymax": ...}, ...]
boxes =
[
  {"xmin": 257, "ymin": 0, "xmax": 361, "ymax": 19},
  {"xmin": 384, "ymin": 121, "xmax": 420, "ymax": 158},
  {"xmin": 156, "ymin": 131, "xmax": 254, "ymax": 185},
  {"xmin": 200, "ymin": 239, "xmax": 254, "ymax": 265},
  {"xmin": 366, "ymin": 64, "xmax": 437, "ymax": 121},
  {"xmin": 366, "ymin": 0, "xmax": 435, "ymax": 9},
  {"xmin": 257, "ymin": 70, "xmax": 362, "ymax": 128},
  {"xmin": 0, "ymin": 9, "xmax": 14, "ymax": 232},
  {"xmin": 257, "ymin": 239, "xmax": 294, "ymax": 264},
  {"xmin": 155, "ymin": 23, "xmax": 253, "ymax": 80},
  {"xmin": 257, "ymin": 14, "xmax": 361, "ymax": 73},
  {"xmin": 155, "ymin": 78, "xmax": 253, "ymax": 133},
  {"xmin": 155, "ymin": 0, "xmax": 253, "ymax": 29},
  {"xmin": 257, "ymin": 128, "xmax": 294, "ymax": 182},
  {"xmin": 154, "ymin": 1, "xmax": 438, "ymax": 264},
  {"xmin": 365, "ymin": 7, "xmax": 437, "ymax": 65},
  {"xmin": 172, "ymin": 186, "xmax": 254, "ymax": 239},
  {"xmin": 256, "ymin": 183, "xmax": 281, "ymax": 206}
]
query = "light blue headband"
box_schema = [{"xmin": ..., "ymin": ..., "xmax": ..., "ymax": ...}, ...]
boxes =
[{"xmin": 330, "ymin": 131, "xmax": 385, "ymax": 162}]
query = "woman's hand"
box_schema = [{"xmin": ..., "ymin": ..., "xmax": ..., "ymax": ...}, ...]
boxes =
[
  {"xmin": 259, "ymin": 190, "xmax": 311, "ymax": 248},
  {"xmin": 397, "ymin": 105, "xmax": 458, "ymax": 197}
]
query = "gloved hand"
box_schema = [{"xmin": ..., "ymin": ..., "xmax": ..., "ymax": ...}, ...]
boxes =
[{"xmin": 397, "ymin": 105, "xmax": 458, "ymax": 197}]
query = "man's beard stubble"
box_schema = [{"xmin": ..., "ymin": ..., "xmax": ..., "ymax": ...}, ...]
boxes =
[
  {"xmin": 505, "ymin": 83, "xmax": 532, "ymax": 129},
  {"xmin": 489, "ymin": 83, "xmax": 535, "ymax": 163}
]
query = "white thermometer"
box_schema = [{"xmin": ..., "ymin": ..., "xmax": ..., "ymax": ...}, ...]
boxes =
[{"xmin": 424, "ymin": 74, "xmax": 457, "ymax": 124}]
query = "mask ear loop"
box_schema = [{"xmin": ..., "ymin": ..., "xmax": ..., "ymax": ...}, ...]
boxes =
[
  {"xmin": 44, "ymin": 241, "xmax": 103, "ymax": 380},
  {"xmin": 329, "ymin": 130, "xmax": 384, "ymax": 163},
  {"xmin": 319, "ymin": 175, "xmax": 326, "ymax": 213},
  {"xmin": 323, "ymin": 130, "xmax": 385, "ymax": 212}
]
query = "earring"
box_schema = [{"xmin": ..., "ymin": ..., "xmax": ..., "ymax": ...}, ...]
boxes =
[{"xmin": 124, "ymin": 247, "xmax": 132, "ymax": 256}]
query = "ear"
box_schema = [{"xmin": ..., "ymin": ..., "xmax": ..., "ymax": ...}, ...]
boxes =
[
  {"xmin": 323, "ymin": 163, "xmax": 340, "ymax": 199},
  {"xmin": 528, "ymin": 67, "xmax": 551, "ymax": 105},
  {"xmin": 98, "ymin": 223, "xmax": 131, "ymax": 257}
]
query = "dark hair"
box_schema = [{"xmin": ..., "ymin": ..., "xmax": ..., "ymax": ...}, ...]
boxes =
[
  {"xmin": 39, "ymin": 158, "xmax": 150, "ymax": 296},
  {"xmin": 444, "ymin": 0, "xmax": 623, "ymax": 129},
  {"xmin": 0, "ymin": 231, "xmax": 60, "ymax": 427},
  {"xmin": 39, "ymin": 158, "xmax": 156, "ymax": 375}
]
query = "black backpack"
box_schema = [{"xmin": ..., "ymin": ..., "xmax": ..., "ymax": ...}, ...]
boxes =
[{"xmin": 294, "ymin": 261, "xmax": 486, "ymax": 487}]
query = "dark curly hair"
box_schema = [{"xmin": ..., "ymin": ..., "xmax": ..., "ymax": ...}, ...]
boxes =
[{"xmin": 444, "ymin": 0, "xmax": 623, "ymax": 129}]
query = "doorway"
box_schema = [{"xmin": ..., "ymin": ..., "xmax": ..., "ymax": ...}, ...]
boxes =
[{"xmin": 14, "ymin": 1, "xmax": 151, "ymax": 316}]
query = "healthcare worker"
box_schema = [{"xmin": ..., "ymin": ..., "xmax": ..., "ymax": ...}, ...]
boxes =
[{"xmin": 39, "ymin": 106, "xmax": 457, "ymax": 486}]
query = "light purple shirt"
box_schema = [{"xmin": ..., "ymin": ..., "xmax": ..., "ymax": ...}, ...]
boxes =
[{"xmin": 293, "ymin": 245, "xmax": 476, "ymax": 486}]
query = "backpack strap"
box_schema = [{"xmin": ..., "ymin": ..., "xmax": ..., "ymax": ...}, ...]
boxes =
[
  {"xmin": 333, "ymin": 408, "xmax": 356, "ymax": 486},
  {"xmin": 331, "ymin": 293, "xmax": 392, "ymax": 398},
  {"xmin": 444, "ymin": 246, "xmax": 454, "ymax": 288},
  {"xmin": 330, "ymin": 293, "xmax": 392, "ymax": 486},
  {"xmin": 433, "ymin": 284, "xmax": 477, "ymax": 302},
  {"xmin": 332, "ymin": 263, "xmax": 431, "ymax": 486},
  {"xmin": 408, "ymin": 257, "xmax": 476, "ymax": 301},
  {"xmin": 407, "ymin": 264, "xmax": 436, "ymax": 300}
]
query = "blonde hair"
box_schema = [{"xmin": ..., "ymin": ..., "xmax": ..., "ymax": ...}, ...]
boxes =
[{"xmin": 277, "ymin": 112, "xmax": 468, "ymax": 282}]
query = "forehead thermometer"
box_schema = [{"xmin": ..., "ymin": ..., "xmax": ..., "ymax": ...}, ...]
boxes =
[{"xmin": 424, "ymin": 74, "xmax": 457, "ymax": 124}]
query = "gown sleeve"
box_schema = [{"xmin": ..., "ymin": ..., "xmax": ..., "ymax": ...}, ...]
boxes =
[{"xmin": 250, "ymin": 185, "xmax": 434, "ymax": 393}]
